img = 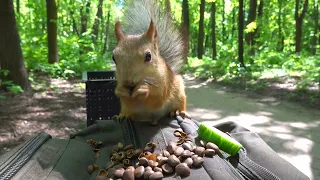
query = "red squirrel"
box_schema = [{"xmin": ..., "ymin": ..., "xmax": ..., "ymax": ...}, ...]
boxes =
[{"xmin": 112, "ymin": 0, "xmax": 190, "ymax": 125}]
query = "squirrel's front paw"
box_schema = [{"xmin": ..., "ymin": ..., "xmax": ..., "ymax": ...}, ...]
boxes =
[
  {"xmin": 170, "ymin": 110, "xmax": 192, "ymax": 119},
  {"xmin": 112, "ymin": 114, "xmax": 131, "ymax": 123},
  {"xmin": 132, "ymin": 85, "xmax": 149, "ymax": 100},
  {"xmin": 179, "ymin": 111, "xmax": 192, "ymax": 119}
]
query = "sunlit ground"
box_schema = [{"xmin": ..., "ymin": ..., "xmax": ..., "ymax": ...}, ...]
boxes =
[{"xmin": 184, "ymin": 75, "xmax": 320, "ymax": 180}]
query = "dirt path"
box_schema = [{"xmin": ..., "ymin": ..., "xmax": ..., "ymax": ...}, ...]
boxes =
[
  {"xmin": 0, "ymin": 75, "xmax": 319, "ymax": 179},
  {"xmin": 0, "ymin": 77, "xmax": 87, "ymax": 155},
  {"xmin": 184, "ymin": 75, "xmax": 320, "ymax": 180}
]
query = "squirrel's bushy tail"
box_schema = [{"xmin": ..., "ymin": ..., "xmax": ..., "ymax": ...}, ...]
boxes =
[{"xmin": 120, "ymin": 0, "xmax": 188, "ymax": 73}]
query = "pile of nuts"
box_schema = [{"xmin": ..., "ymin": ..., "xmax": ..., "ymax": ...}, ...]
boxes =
[{"xmin": 87, "ymin": 130, "xmax": 221, "ymax": 180}]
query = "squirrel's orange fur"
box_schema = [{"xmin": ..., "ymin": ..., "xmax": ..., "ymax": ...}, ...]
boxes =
[{"xmin": 112, "ymin": 9, "xmax": 190, "ymax": 125}]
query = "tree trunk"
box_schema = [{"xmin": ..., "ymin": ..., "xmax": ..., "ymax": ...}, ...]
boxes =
[
  {"xmin": 212, "ymin": 1, "xmax": 216, "ymax": 59},
  {"xmin": 46, "ymin": 0, "xmax": 59, "ymax": 64},
  {"xmin": 92, "ymin": 0, "xmax": 103, "ymax": 41},
  {"xmin": 102, "ymin": 10, "xmax": 110, "ymax": 54},
  {"xmin": 238, "ymin": 0, "xmax": 245, "ymax": 68},
  {"xmin": 197, "ymin": 0, "xmax": 205, "ymax": 59},
  {"xmin": 295, "ymin": 0, "xmax": 309, "ymax": 53},
  {"xmin": 182, "ymin": 0, "xmax": 190, "ymax": 36},
  {"xmin": 0, "ymin": 0, "xmax": 32, "ymax": 94},
  {"xmin": 221, "ymin": 0, "xmax": 226, "ymax": 41},
  {"xmin": 312, "ymin": 1, "xmax": 318, "ymax": 55},
  {"xmin": 245, "ymin": 0, "xmax": 257, "ymax": 55},
  {"xmin": 80, "ymin": 1, "xmax": 90, "ymax": 34}
]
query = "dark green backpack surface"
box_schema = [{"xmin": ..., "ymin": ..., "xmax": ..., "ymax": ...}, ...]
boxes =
[{"xmin": 0, "ymin": 116, "xmax": 310, "ymax": 180}]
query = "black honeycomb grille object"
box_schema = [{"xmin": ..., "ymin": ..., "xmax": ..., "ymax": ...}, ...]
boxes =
[{"xmin": 84, "ymin": 71, "xmax": 120, "ymax": 127}]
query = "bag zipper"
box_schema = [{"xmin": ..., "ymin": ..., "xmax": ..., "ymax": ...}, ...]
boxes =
[
  {"xmin": 119, "ymin": 120, "xmax": 140, "ymax": 165},
  {"xmin": 236, "ymin": 149, "xmax": 281, "ymax": 180},
  {"xmin": 0, "ymin": 132, "xmax": 51, "ymax": 180}
]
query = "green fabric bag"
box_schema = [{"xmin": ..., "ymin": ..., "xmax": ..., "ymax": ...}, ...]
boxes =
[{"xmin": 0, "ymin": 117, "xmax": 310, "ymax": 180}]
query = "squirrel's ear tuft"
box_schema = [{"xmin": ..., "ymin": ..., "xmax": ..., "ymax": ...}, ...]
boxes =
[
  {"xmin": 145, "ymin": 20, "xmax": 157, "ymax": 41},
  {"xmin": 115, "ymin": 21, "xmax": 124, "ymax": 41}
]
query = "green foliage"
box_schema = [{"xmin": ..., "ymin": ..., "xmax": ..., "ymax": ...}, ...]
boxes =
[
  {"xmin": 7, "ymin": 0, "xmax": 319, "ymax": 101},
  {"xmin": 0, "ymin": 70, "xmax": 24, "ymax": 94},
  {"xmin": 16, "ymin": 0, "xmax": 115, "ymax": 80},
  {"xmin": 184, "ymin": 51, "xmax": 320, "ymax": 90}
]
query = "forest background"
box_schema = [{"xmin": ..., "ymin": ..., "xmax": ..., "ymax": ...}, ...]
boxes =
[{"xmin": 0, "ymin": 0, "xmax": 319, "ymax": 107}]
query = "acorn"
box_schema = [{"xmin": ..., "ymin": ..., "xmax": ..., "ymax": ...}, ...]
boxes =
[{"xmin": 175, "ymin": 163, "xmax": 190, "ymax": 177}]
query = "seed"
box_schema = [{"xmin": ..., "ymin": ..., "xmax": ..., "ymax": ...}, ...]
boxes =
[
  {"xmin": 183, "ymin": 157, "xmax": 193, "ymax": 167},
  {"xmin": 204, "ymin": 149, "xmax": 215, "ymax": 157},
  {"xmin": 162, "ymin": 150, "xmax": 170, "ymax": 157},
  {"xmin": 181, "ymin": 150, "xmax": 192, "ymax": 159},
  {"xmin": 206, "ymin": 142, "xmax": 220, "ymax": 153},
  {"xmin": 146, "ymin": 142, "xmax": 157, "ymax": 149},
  {"xmin": 174, "ymin": 146, "xmax": 184, "ymax": 156},
  {"xmin": 112, "ymin": 153, "xmax": 121, "ymax": 162},
  {"xmin": 125, "ymin": 149, "xmax": 135, "ymax": 158},
  {"xmin": 144, "ymin": 146, "xmax": 154, "ymax": 153},
  {"xmin": 117, "ymin": 142, "xmax": 124, "ymax": 149},
  {"xmin": 192, "ymin": 156, "xmax": 204, "ymax": 168},
  {"xmin": 126, "ymin": 166, "xmax": 135, "ymax": 172},
  {"xmin": 167, "ymin": 142, "xmax": 177, "ymax": 154},
  {"xmin": 139, "ymin": 157, "xmax": 149, "ymax": 166},
  {"xmin": 149, "ymin": 171, "xmax": 164, "ymax": 180},
  {"xmin": 167, "ymin": 155, "xmax": 180, "ymax": 167},
  {"xmin": 194, "ymin": 146, "xmax": 205, "ymax": 156},
  {"xmin": 191, "ymin": 154, "xmax": 198, "ymax": 159},
  {"xmin": 134, "ymin": 166, "xmax": 145, "ymax": 178},
  {"xmin": 174, "ymin": 131, "xmax": 182, "ymax": 137},
  {"xmin": 161, "ymin": 163, "xmax": 174, "ymax": 174},
  {"xmin": 157, "ymin": 157, "xmax": 168, "ymax": 166},
  {"xmin": 175, "ymin": 163, "xmax": 190, "ymax": 177},
  {"xmin": 148, "ymin": 154, "xmax": 157, "ymax": 162},
  {"xmin": 142, "ymin": 151, "xmax": 152, "ymax": 159},
  {"xmin": 182, "ymin": 143, "xmax": 193, "ymax": 151},
  {"xmin": 87, "ymin": 165, "xmax": 94, "ymax": 174},
  {"xmin": 144, "ymin": 170, "xmax": 154, "ymax": 179},
  {"xmin": 123, "ymin": 169, "xmax": 134, "ymax": 180},
  {"xmin": 153, "ymin": 167, "xmax": 163, "ymax": 173},
  {"xmin": 148, "ymin": 160, "xmax": 154, "ymax": 167},
  {"xmin": 148, "ymin": 160, "xmax": 159, "ymax": 168},
  {"xmin": 124, "ymin": 144, "xmax": 134, "ymax": 151},
  {"xmin": 97, "ymin": 169, "xmax": 108, "ymax": 176},
  {"xmin": 118, "ymin": 151, "xmax": 126, "ymax": 159},
  {"xmin": 199, "ymin": 140, "xmax": 207, "ymax": 147},
  {"xmin": 133, "ymin": 149, "xmax": 143, "ymax": 157},
  {"xmin": 113, "ymin": 168, "xmax": 125, "ymax": 178},
  {"xmin": 145, "ymin": 166, "xmax": 153, "ymax": 172}
]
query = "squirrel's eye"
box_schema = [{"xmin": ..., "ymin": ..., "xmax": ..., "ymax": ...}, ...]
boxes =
[{"xmin": 145, "ymin": 52, "xmax": 152, "ymax": 62}]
